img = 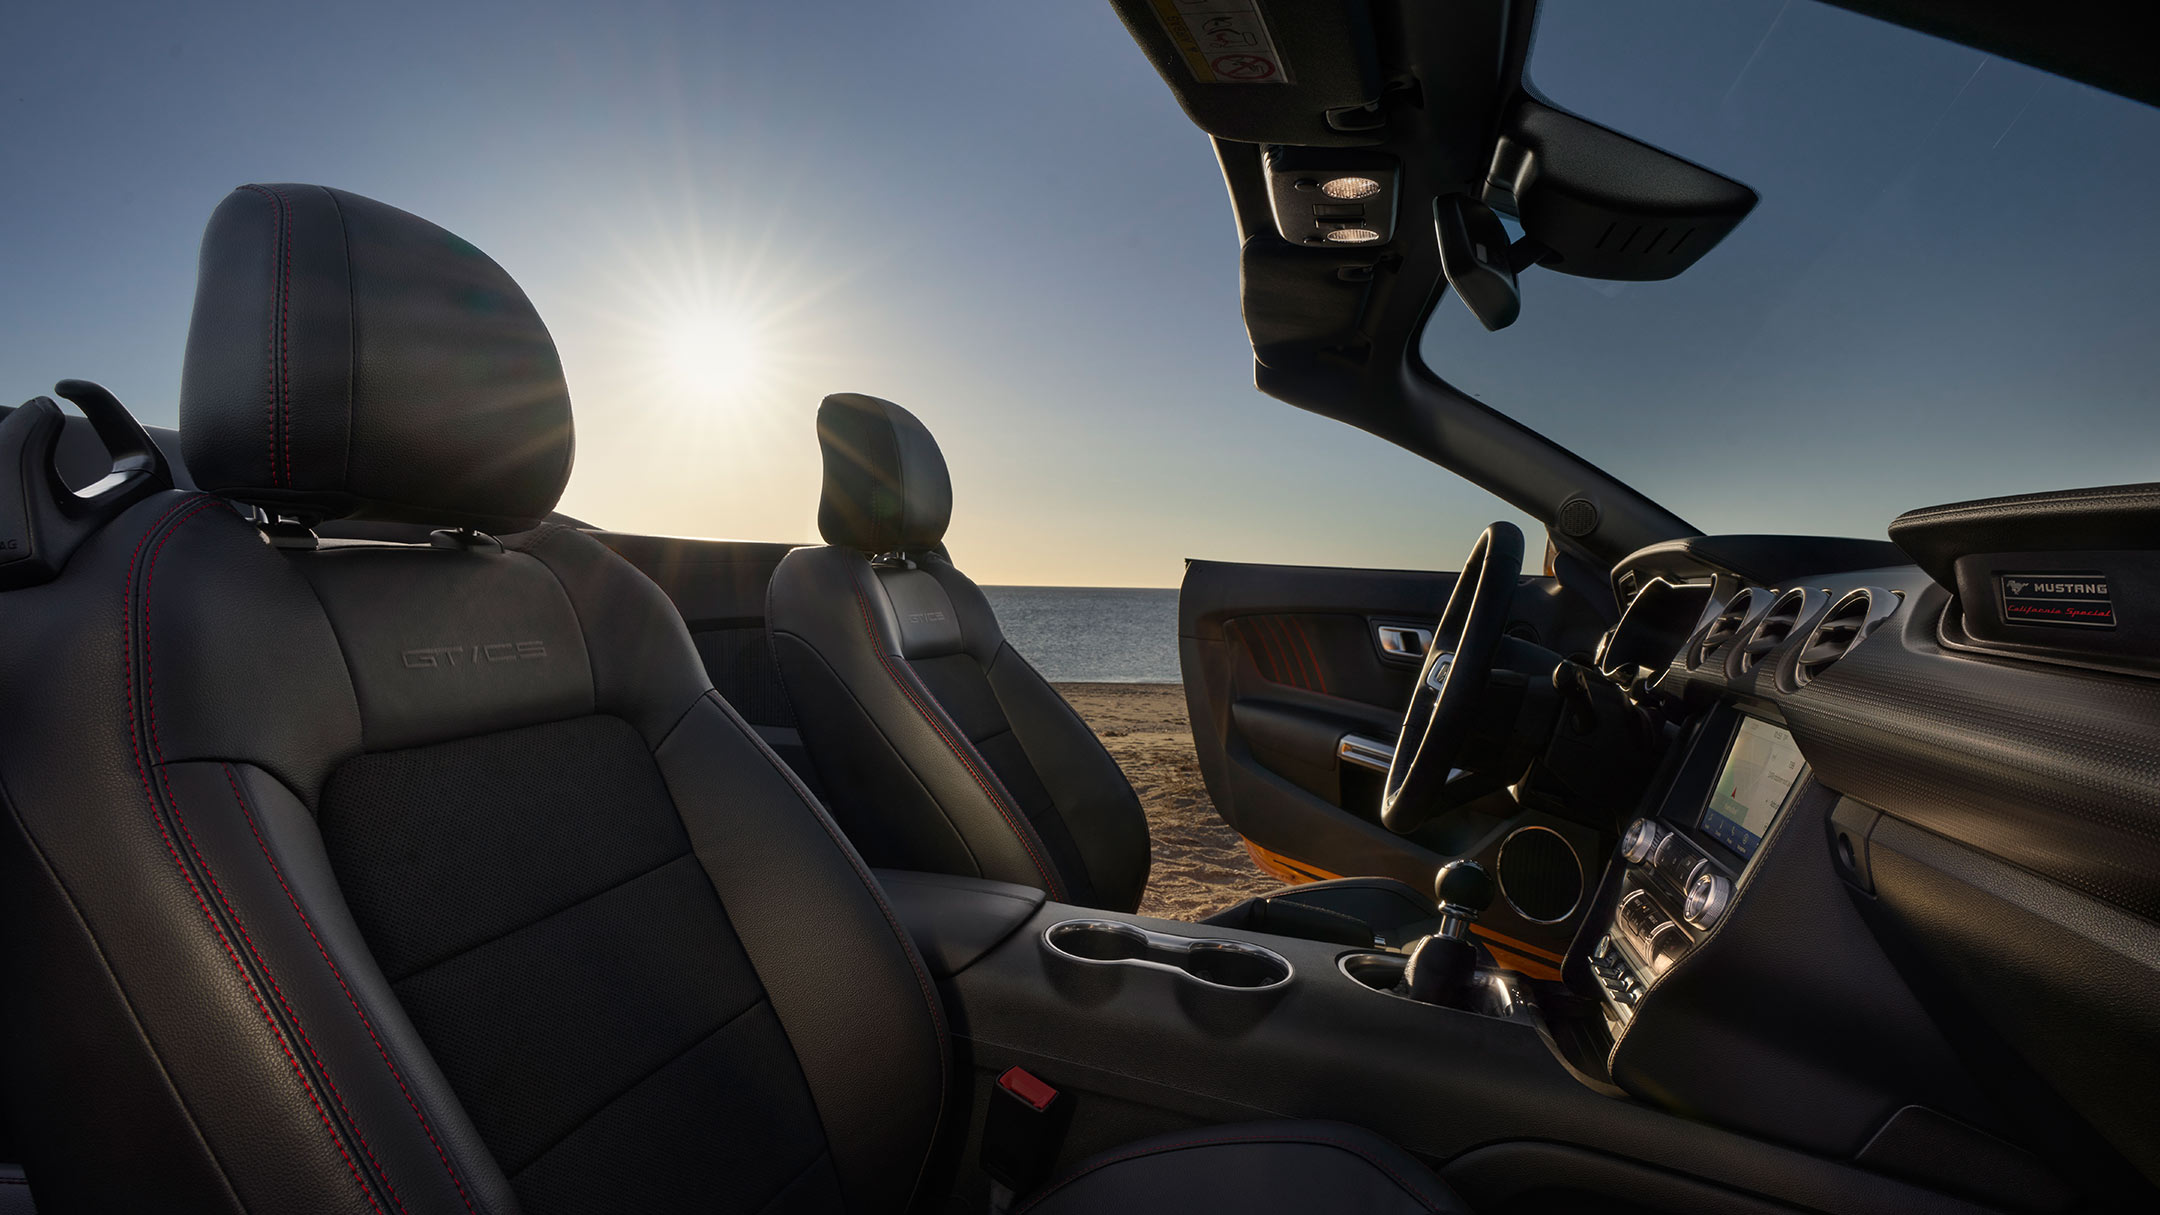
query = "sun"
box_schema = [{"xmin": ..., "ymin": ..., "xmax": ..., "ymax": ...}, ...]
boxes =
[
  {"xmin": 554, "ymin": 187, "xmax": 866, "ymax": 477},
  {"xmin": 658, "ymin": 308, "xmax": 771, "ymax": 402}
]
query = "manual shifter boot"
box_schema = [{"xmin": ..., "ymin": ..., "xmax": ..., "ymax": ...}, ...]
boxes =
[{"xmin": 1405, "ymin": 859, "xmax": 1495, "ymax": 1007}]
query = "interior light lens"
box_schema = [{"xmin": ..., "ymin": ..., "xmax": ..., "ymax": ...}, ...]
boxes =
[
  {"xmin": 1324, "ymin": 228, "xmax": 1382, "ymax": 243},
  {"xmin": 1321, "ymin": 176, "xmax": 1382, "ymax": 200}
]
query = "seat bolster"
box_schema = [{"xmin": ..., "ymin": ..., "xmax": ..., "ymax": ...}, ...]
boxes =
[
  {"xmin": 921, "ymin": 558, "xmax": 1151, "ymax": 911},
  {"xmin": 504, "ymin": 524, "xmax": 713, "ymax": 746},
  {"xmin": 981, "ymin": 642, "xmax": 1153, "ymax": 913},
  {"xmin": 656, "ymin": 692, "xmax": 949, "ymax": 1213},
  {"xmin": 219, "ymin": 763, "xmax": 519, "ymax": 1214},
  {"xmin": 769, "ymin": 544, "xmax": 1070, "ymax": 898},
  {"xmin": 0, "ymin": 492, "xmax": 471, "ymax": 1214},
  {"xmin": 1017, "ymin": 1120, "xmax": 1467, "ymax": 1214},
  {"xmin": 2, "ymin": 778, "xmax": 247, "ymax": 1213}
]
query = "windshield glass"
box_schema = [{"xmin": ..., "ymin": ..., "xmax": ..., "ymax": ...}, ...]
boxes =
[{"xmin": 1419, "ymin": 0, "xmax": 2160, "ymax": 538}]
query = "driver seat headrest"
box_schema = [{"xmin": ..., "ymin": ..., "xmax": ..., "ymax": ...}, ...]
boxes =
[
  {"xmin": 178, "ymin": 183, "xmax": 574, "ymax": 533},
  {"xmin": 816, "ymin": 392, "xmax": 952, "ymax": 553}
]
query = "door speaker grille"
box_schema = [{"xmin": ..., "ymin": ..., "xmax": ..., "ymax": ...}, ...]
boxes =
[{"xmin": 1496, "ymin": 826, "xmax": 1584, "ymax": 924}]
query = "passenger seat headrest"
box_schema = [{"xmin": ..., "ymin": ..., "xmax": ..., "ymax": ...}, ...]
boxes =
[
  {"xmin": 179, "ymin": 184, "xmax": 573, "ymax": 533},
  {"xmin": 816, "ymin": 393, "xmax": 952, "ymax": 553}
]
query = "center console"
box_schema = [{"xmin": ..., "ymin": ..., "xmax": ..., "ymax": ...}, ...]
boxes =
[
  {"xmin": 874, "ymin": 843, "xmax": 2010, "ymax": 1215},
  {"xmin": 1584, "ymin": 713, "xmax": 1805, "ymax": 1024}
]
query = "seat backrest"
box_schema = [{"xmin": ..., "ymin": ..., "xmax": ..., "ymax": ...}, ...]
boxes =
[
  {"xmin": 767, "ymin": 394, "xmax": 1151, "ymax": 912},
  {"xmin": 0, "ymin": 185, "xmax": 944, "ymax": 1214}
]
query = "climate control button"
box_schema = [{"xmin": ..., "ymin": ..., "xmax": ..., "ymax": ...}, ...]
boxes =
[
  {"xmin": 1620, "ymin": 818, "xmax": 1666, "ymax": 864},
  {"xmin": 1684, "ymin": 871, "xmax": 1732, "ymax": 929}
]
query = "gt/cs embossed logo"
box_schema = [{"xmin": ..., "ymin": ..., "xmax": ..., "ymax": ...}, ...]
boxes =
[
  {"xmin": 402, "ymin": 641, "xmax": 548, "ymax": 669},
  {"xmin": 906, "ymin": 611, "xmax": 947, "ymax": 626}
]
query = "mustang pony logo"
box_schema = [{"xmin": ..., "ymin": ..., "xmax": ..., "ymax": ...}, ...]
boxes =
[
  {"xmin": 2005, "ymin": 579, "xmax": 2028, "ymax": 595},
  {"xmin": 402, "ymin": 640, "xmax": 548, "ymax": 668}
]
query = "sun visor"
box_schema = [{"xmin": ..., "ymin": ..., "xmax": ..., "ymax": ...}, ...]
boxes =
[{"xmin": 1106, "ymin": 0, "xmax": 1386, "ymax": 146}]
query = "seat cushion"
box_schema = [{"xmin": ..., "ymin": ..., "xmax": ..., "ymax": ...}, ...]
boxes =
[{"xmin": 1017, "ymin": 1121, "xmax": 1465, "ymax": 1214}]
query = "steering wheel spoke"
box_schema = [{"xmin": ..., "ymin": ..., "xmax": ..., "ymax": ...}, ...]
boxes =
[{"xmin": 1381, "ymin": 522, "xmax": 1526, "ymax": 834}]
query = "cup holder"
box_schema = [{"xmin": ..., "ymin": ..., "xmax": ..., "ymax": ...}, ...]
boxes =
[
  {"xmin": 1337, "ymin": 950, "xmax": 1528, "ymax": 1020},
  {"xmin": 1340, "ymin": 951, "xmax": 1409, "ymax": 993},
  {"xmin": 1042, "ymin": 919, "xmax": 1293, "ymax": 991}
]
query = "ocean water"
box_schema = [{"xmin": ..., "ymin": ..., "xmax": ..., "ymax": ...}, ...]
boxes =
[{"xmin": 981, "ymin": 586, "xmax": 1181, "ymax": 683}]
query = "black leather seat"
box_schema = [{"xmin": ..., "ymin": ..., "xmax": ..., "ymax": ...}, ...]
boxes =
[
  {"xmin": 766, "ymin": 394, "xmax": 1153, "ymax": 911},
  {"xmin": 0, "ymin": 184, "xmax": 1464, "ymax": 1213},
  {"xmin": 767, "ymin": 396, "xmax": 1447, "ymax": 945}
]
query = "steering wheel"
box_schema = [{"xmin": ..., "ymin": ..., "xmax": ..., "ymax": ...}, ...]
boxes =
[{"xmin": 1380, "ymin": 521, "xmax": 1526, "ymax": 834}]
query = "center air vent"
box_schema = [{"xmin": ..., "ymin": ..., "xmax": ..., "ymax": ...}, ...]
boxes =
[
  {"xmin": 1789, "ymin": 588, "xmax": 1897, "ymax": 688},
  {"xmin": 1689, "ymin": 587, "xmax": 1760, "ymax": 670},
  {"xmin": 1734, "ymin": 588, "xmax": 1811, "ymax": 676}
]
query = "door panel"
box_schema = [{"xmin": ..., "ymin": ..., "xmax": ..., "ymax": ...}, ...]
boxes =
[{"xmin": 1179, "ymin": 558, "xmax": 1606, "ymax": 965}]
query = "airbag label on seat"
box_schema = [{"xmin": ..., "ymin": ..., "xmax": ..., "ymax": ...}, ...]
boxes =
[{"xmin": 1997, "ymin": 571, "xmax": 2116, "ymax": 630}]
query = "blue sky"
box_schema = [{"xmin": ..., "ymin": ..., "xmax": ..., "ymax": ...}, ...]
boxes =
[{"xmin": 4, "ymin": 0, "xmax": 2154, "ymax": 585}]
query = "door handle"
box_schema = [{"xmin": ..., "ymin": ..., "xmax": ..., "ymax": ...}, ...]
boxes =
[
  {"xmin": 1376, "ymin": 625, "xmax": 1433, "ymax": 657},
  {"xmin": 1339, "ymin": 734, "xmax": 1397, "ymax": 773}
]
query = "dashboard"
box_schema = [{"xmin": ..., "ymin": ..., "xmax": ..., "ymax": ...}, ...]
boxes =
[{"xmin": 1553, "ymin": 525, "xmax": 2160, "ymax": 1199}]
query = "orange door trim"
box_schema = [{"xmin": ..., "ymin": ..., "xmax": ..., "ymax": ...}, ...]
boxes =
[{"xmin": 1239, "ymin": 836, "xmax": 1569, "ymax": 977}]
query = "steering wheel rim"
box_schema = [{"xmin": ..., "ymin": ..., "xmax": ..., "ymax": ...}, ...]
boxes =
[{"xmin": 1380, "ymin": 521, "xmax": 1526, "ymax": 835}]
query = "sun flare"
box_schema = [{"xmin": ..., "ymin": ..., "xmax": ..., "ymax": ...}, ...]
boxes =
[{"xmin": 658, "ymin": 308, "xmax": 771, "ymax": 402}]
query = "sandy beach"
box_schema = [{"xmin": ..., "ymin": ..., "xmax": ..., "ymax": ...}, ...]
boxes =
[{"xmin": 1052, "ymin": 682, "xmax": 1279, "ymax": 921}]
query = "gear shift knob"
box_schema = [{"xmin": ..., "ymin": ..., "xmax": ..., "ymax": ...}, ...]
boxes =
[
  {"xmin": 1406, "ymin": 859, "xmax": 1494, "ymax": 1008},
  {"xmin": 1433, "ymin": 859, "xmax": 1495, "ymax": 921}
]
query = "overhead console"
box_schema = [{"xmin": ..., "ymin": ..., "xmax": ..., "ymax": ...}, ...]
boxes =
[{"xmin": 1891, "ymin": 481, "xmax": 2160, "ymax": 678}]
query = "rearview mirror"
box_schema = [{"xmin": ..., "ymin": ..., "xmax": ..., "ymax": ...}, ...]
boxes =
[{"xmin": 1435, "ymin": 195, "xmax": 1524, "ymax": 332}]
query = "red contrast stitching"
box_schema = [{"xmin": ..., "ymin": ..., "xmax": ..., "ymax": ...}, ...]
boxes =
[
  {"xmin": 269, "ymin": 186, "xmax": 294, "ymax": 488},
  {"xmin": 223, "ymin": 765, "xmax": 480, "ymax": 1214},
  {"xmin": 1290, "ymin": 618, "xmax": 1330, "ymax": 695},
  {"xmin": 237, "ymin": 183, "xmax": 295, "ymax": 487},
  {"xmin": 1015, "ymin": 1131, "xmax": 1445, "ymax": 1213},
  {"xmin": 849, "ymin": 582, "xmax": 1064, "ymax": 899},
  {"xmin": 123, "ymin": 499, "xmax": 389, "ymax": 1213},
  {"xmin": 1240, "ymin": 617, "xmax": 1290, "ymax": 687},
  {"xmin": 1268, "ymin": 616, "xmax": 1314, "ymax": 689},
  {"xmin": 237, "ymin": 185, "xmax": 282, "ymax": 485}
]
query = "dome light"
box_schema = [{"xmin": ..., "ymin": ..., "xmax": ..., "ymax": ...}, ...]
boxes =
[
  {"xmin": 1324, "ymin": 228, "xmax": 1382, "ymax": 243},
  {"xmin": 1321, "ymin": 176, "xmax": 1382, "ymax": 200}
]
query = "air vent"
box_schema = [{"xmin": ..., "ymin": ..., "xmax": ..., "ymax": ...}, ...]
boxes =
[
  {"xmin": 1734, "ymin": 588, "xmax": 1809, "ymax": 676},
  {"xmin": 1791, "ymin": 588, "xmax": 1891, "ymax": 687},
  {"xmin": 1689, "ymin": 587, "xmax": 1759, "ymax": 670}
]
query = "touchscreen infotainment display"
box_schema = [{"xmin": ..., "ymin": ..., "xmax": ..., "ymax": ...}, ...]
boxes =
[{"xmin": 1699, "ymin": 717, "xmax": 1805, "ymax": 858}]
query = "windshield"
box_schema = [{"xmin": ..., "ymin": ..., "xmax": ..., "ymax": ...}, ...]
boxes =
[{"xmin": 1420, "ymin": 0, "xmax": 2160, "ymax": 539}]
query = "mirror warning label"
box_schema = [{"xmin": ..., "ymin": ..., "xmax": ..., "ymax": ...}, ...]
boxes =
[
  {"xmin": 1150, "ymin": 0, "xmax": 1294, "ymax": 85},
  {"xmin": 1998, "ymin": 571, "xmax": 2116, "ymax": 630}
]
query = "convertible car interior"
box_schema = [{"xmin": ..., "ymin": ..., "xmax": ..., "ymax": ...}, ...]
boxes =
[{"xmin": 2, "ymin": 2, "xmax": 2155, "ymax": 1214}]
